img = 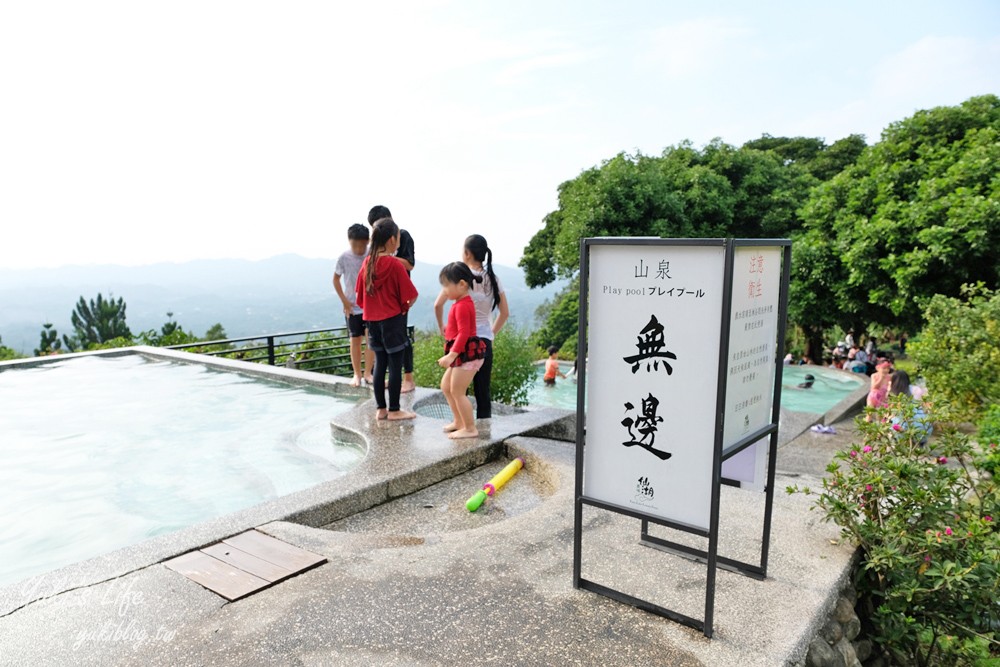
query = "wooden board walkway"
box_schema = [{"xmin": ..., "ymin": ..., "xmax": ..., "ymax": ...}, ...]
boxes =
[{"xmin": 164, "ymin": 529, "xmax": 326, "ymax": 601}]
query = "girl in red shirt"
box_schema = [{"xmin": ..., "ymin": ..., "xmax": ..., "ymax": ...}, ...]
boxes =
[
  {"xmin": 437, "ymin": 262, "xmax": 487, "ymax": 439},
  {"xmin": 356, "ymin": 219, "xmax": 419, "ymax": 420}
]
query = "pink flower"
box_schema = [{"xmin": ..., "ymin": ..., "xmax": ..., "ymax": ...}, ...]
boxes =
[
  {"xmin": 865, "ymin": 484, "xmax": 873, "ymax": 492},
  {"xmin": 892, "ymin": 423, "xmax": 902, "ymax": 432},
  {"xmin": 937, "ymin": 456, "xmax": 948, "ymax": 465},
  {"xmin": 945, "ymin": 527, "xmax": 953, "ymax": 536},
  {"xmin": 850, "ymin": 450, "xmax": 858, "ymax": 458},
  {"xmin": 924, "ymin": 555, "xmax": 931, "ymax": 562},
  {"xmin": 863, "ymin": 445, "xmax": 873, "ymax": 453},
  {"xmin": 985, "ymin": 516, "xmax": 993, "ymax": 522}
]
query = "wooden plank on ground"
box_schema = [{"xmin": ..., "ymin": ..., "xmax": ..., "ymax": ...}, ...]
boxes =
[
  {"xmin": 163, "ymin": 550, "xmax": 270, "ymax": 601},
  {"xmin": 201, "ymin": 542, "xmax": 295, "ymax": 583},
  {"xmin": 221, "ymin": 530, "xmax": 326, "ymax": 572}
]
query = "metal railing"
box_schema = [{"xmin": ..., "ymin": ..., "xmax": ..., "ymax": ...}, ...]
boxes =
[{"xmin": 166, "ymin": 326, "xmax": 353, "ymax": 375}]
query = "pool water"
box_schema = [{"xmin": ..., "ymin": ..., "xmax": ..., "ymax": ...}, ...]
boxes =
[
  {"xmin": 780, "ymin": 365, "xmax": 866, "ymax": 414},
  {"xmin": 0, "ymin": 354, "xmax": 363, "ymax": 587},
  {"xmin": 524, "ymin": 362, "xmax": 863, "ymax": 414}
]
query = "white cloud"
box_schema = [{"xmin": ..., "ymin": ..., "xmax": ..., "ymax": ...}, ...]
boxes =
[
  {"xmin": 873, "ymin": 35, "xmax": 1000, "ymax": 101},
  {"xmin": 641, "ymin": 17, "xmax": 753, "ymax": 79},
  {"xmin": 786, "ymin": 34, "xmax": 1000, "ymax": 143}
]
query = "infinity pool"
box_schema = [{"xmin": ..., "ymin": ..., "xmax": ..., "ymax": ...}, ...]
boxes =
[
  {"xmin": 0, "ymin": 354, "xmax": 364, "ymax": 587},
  {"xmin": 525, "ymin": 362, "xmax": 864, "ymax": 414}
]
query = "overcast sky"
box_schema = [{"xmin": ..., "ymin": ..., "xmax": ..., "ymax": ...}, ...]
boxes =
[{"xmin": 1, "ymin": 1, "xmax": 998, "ymax": 271}]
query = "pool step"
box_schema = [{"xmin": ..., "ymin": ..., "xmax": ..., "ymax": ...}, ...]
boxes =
[{"xmin": 163, "ymin": 529, "xmax": 325, "ymax": 601}]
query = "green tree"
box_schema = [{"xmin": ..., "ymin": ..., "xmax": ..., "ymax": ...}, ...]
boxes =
[
  {"xmin": 412, "ymin": 328, "xmax": 538, "ymax": 406},
  {"xmin": 490, "ymin": 327, "xmax": 538, "ymax": 406},
  {"xmin": 160, "ymin": 312, "xmax": 180, "ymax": 338},
  {"xmin": 909, "ymin": 284, "xmax": 1000, "ymax": 421},
  {"xmin": 743, "ymin": 133, "xmax": 866, "ymax": 181},
  {"xmin": 203, "ymin": 323, "xmax": 227, "ymax": 341},
  {"xmin": 520, "ymin": 140, "xmax": 821, "ymax": 349},
  {"xmin": 790, "ymin": 95, "xmax": 1000, "ymax": 353},
  {"xmin": 530, "ymin": 280, "xmax": 579, "ymax": 350},
  {"xmin": 0, "ymin": 335, "xmax": 21, "ymax": 361},
  {"xmin": 63, "ymin": 293, "xmax": 133, "ymax": 351},
  {"xmin": 34, "ymin": 323, "xmax": 62, "ymax": 356}
]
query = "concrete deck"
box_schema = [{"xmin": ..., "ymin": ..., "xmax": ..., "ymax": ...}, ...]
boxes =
[{"xmin": 0, "ymin": 350, "xmax": 863, "ymax": 666}]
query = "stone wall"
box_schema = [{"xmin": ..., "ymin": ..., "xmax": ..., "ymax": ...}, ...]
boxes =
[{"xmin": 800, "ymin": 581, "xmax": 879, "ymax": 667}]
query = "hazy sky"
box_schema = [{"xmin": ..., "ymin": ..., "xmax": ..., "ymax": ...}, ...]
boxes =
[{"xmin": 1, "ymin": 1, "xmax": 998, "ymax": 271}]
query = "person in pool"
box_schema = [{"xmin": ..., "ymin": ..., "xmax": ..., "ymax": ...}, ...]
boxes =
[
  {"xmin": 797, "ymin": 374, "xmax": 815, "ymax": 389},
  {"xmin": 543, "ymin": 346, "xmax": 566, "ymax": 386}
]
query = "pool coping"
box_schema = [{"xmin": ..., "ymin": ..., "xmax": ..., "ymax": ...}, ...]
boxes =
[{"xmin": 0, "ymin": 346, "xmax": 574, "ymax": 616}]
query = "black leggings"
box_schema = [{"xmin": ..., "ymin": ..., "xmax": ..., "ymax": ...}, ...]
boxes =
[
  {"xmin": 373, "ymin": 348, "xmax": 404, "ymax": 411},
  {"xmin": 403, "ymin": 324, "xmax": 414, "ymax": 374},
  {"xmin": 472, "ymin": 339, "xmax": 494, "ymax": 419}
]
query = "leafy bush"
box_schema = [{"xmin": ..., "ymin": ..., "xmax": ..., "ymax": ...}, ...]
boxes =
[
  {"xmin": 910, "ymin": 284, "xmax": 1000, "ymax": 421},
  {"xmin": 558, "ymin": 330, "xmax": 578, "ymax": 361},
  {"xmin": 412, "ymin": 327, "xmax": 537, "ymax": 406},
  {"xmin": 789, "ymin": 397, "xmax": 999, "ymax": 666},
  {"xmin": 491, "ymin": 327, "xmax": 537, "ymax": 406},
  {"xmin": 978, "ymin": 405, "xmax": 1000, "ymax": 477},
  {"xmin": 294, "ymin": 331, "xmax": 352, "ymax": 375},
  {"xmin": 0, "ymin": 335, "xmax": 21, "ymax": 361},
  {"xmin": 412, "ymin": 330, "xmax": 446, "ymax": 390}
]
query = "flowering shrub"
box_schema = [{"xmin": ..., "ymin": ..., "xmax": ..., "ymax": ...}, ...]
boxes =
[
  {"xmin": 789, "ymin": 396, "xmax": 999, "ymax": 666},
  {"xmin": 978, "ymin": 405, "xmax": 1000, "ymax": 478}
]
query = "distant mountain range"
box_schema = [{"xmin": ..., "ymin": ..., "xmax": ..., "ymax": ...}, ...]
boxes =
[{"xmin": 0, "ymin": 255, "xmax": 565, "ymax": 355}]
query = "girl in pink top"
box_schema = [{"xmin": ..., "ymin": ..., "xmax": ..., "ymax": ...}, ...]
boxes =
[
  {"xmin": 866, "ymin": 360, "xmax": 893, "ymax": 419},
  {"xmin": 437, "ymin": 262, "xmax": 486, "ymax": 440}
]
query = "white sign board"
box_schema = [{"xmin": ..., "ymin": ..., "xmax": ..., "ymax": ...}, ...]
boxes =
[
  {"xmin": 584, "ymin": 243, "xmax": 725, "ymax": 531},
  {"xmin": 720, "ymin": 246, "xmax": 783, "ymax": 490}
]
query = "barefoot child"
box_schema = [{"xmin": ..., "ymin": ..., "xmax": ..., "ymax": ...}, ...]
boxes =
[
  {"xmin": 865, "ymin": 360, "xmax": 892, "ymax": 421},
  {"xmin": 356, "ymin": 219, "xmax": 418, "ymax": 421},
  {"xmin": 437, "ymin": 262, "xmax": 487, "ymax": 439},
  {"xmin": 333, "ymin": 223, "xmax": 374, "ymax": 387},
  {"xmin": 867, "ymin": 360, "xmax": 892, "ymax": 408}
]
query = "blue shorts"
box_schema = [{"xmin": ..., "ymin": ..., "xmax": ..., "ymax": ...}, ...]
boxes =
[
  {"xmin": 367, "ymin": 313, "xmax": 408, "ymax": 354},
  {"xmin": 346, "ymin": 313, "xmax": 366, "ymax": 338}
]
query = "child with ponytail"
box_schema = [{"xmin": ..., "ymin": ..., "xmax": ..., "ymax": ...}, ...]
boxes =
[
  {"xmin": 437, "ymin": 262, "xmax": 487, "ymax": 439},
  {"xmin": 355, "ymin": 218, "xmax": 419, "ymax": 420},
  {"xmin": 433, "ymin": 234, "xmax": 509, "ymax": 419}
]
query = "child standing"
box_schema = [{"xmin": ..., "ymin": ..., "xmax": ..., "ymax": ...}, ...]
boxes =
[
  {"xmin": 355, "ymin": 219, "xmax": 419, "ymax": 420},
  {"xmin": 437, "ymin": 262, "xmax": 487, "ymax": 440},
  {"xmin": 432, "ymin": 234, "xmax": 510, "ymax": 419},
  {"xmin": 543, "ymin": 346, "xmax": 566, "ymax": 386},
  {"xmin": 333, "ymin": 223, "xmax": 374, "ymax": 387},
  {"xmin": 866, "ymin": 360, "xmax": 893, "ymax": 418}
]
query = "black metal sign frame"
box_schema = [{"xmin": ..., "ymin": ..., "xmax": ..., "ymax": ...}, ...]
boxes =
[{"xmin": 572, "ymin": 237, "xmax": 792, "ymax": 639}]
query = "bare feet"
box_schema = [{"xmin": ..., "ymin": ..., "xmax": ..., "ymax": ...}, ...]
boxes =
[
  {"xmin": 448, "ymin": 428, "xmax": 479, "ymax": 440},
  {"xmin": 363, "ymin": 375, "xmax": 374, "ymax": 385},
  {"xmin": 375, "ymin": 409, "xmax": 388, "ymax": 420},
  {"xmin": 349, "ymin": 376, "xmax": 362, "ymax": 388},
  {"xmin": 442, "ymin": 422, "xmax": 459, "ymax": 433},
  {"xmin": 400, "ymin": 380, "xmax": 416, "ymax": 394},
  {"xmin": 387, "ymin": 410, "xmax": 417, "ymax": 421}
]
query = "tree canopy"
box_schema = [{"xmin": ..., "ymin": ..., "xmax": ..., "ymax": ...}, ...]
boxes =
[
  {"xmin": 63, "ymin": 293, "xmax": 132, "ymax": 351},
  {"xmin": 521, "ymin": 140, "xmax": 821, "ymax": 291},
  {"xmin": 789, "ymin": 94, "xmax": 1000, "ymax": 350},
  {"xmin": 522, "ymin": 95, "xmax": 1000, "ymax": 356},
  {"xmin": 520, "ymin": 135, "xmax": 862, "ymax": 349}
]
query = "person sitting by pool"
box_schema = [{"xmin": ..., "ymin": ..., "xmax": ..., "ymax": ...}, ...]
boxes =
[
  {"xmin": 888, "ymin": 370, "xmax": 932, "ymax": 444},
  {"xmin": 797, "ymin": 373, "xmax": 815, "ymax": 389},
  {"xmin": 543, "ymin": 346, "xmax": 566, "ymax": 386}
]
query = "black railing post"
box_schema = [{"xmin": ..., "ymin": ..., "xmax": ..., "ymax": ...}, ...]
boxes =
[{"xmin": 267, "ymin": 336, "xmax": 275, "ymax": 365}]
